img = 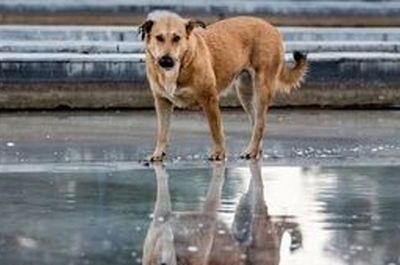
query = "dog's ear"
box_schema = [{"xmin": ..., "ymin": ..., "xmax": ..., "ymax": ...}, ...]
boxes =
[
  {"xmin": 185, "ymin": 19, "xmax": 206, "ymax": 35},
  {"xmin": 138, "ymin": 20, "xmax": 154, "ymax": 41}
]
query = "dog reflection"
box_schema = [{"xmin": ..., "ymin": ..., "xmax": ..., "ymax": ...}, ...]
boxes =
[
  {"xmin": 209, "ymin": 161, "xmax": 301, "ymax": 265},
  {"xmin": 143, "ymin": 162, "xmax": 225, "ymax": 265},
  {"xmin": 143, "ymin": 161, "xmax": 301, "ymax": 265}
]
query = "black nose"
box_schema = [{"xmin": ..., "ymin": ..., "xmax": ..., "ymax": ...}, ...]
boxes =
[{"xmin": 158, "ymin": 56, "xmax": 175, "ymax": 69}]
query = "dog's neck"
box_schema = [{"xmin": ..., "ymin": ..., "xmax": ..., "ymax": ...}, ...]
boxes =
[
  {"xmin": 180, "ymin": 36, "xmax": 197, "ymax": 74},
  {"xmin": 176, "ymin": 34, "xmax": 200, "ymax": 87}
]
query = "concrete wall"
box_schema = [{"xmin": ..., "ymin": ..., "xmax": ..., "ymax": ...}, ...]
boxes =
[{"xmin": 1, "ymin": 54, "xmax": 400, "ymax": 109}]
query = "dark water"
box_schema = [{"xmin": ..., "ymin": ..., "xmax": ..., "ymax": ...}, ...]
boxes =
[{"xmin": 0, "ymin": 162, "xmax": 399, "ymax": 265}]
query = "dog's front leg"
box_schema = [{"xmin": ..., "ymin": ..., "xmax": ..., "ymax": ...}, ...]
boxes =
[
  {"xmin": 150, "ymin": 94, "xmax": 173, "ymax": 162},
  {"xmin": 201, "ymin": 96, "xmax": 226, "ymax": 161}
]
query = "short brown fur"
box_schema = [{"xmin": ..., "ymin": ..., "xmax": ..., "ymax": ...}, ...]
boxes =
[{"xmin": 140, "ymin": 11, "xmax": 307, "ymax": 161}]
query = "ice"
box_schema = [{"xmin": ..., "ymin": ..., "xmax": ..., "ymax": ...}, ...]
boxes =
[{"xmin": 187, "ymin": 246, "xmax": 198, "ymax": 252}]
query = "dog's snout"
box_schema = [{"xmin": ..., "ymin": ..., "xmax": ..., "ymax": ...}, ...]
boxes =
[{"xmin": 158, "ymin": 56, "xmax": 175, "ymax": 69}]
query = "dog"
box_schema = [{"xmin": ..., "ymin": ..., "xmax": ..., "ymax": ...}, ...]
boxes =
[
  {"xmin": 142, "ymin": 161, "xmax": 302, "ymax": 265},
  {"xmin": 139, "ymin": 11, "xmax": 307, "ymax": 161}
]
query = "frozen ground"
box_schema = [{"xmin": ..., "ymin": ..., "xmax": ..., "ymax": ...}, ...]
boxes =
[
  {"xmin": 0, "ymin": 109, "xmax": 399, "ymax": 265},
  {"xmin": 0, "ymin": 109, "xmax": 399, "ymax": 168}
]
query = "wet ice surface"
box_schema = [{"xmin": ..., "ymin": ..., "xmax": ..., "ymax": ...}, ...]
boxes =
[
  {"xmin": 0, "ymin": 110, "xmax": 400, "ymax": 265},
  {"xmin": 1, "ymin": 164, "xmax": 400, "ymax": 265},
  {"xmin": 0, "ymin": 109, "xmax": 399, "ymax": 168}
]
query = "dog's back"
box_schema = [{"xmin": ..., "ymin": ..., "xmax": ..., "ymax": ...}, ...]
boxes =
[{"xmin": 196, "ymin": 16, "xmax": 306, "ymax": 94}]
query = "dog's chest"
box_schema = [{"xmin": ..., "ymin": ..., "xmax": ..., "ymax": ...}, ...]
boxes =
[{"xmin": 157, "ymin": 85, "xmax": 197, "ymax": 108}]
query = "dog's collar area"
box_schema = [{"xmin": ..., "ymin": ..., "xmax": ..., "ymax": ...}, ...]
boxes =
[{"xmin": 179, "ymin": 45, "xmax": 196, "ymax": 74}]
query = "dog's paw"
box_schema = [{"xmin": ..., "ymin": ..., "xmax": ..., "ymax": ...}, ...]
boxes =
[
  {"xmin": 146, "ymin": 152, "xmax": 166, "ymax": 163},
  {"xmin": 240, "ymin": 149, "xmax": 262, "ymax": 160},
  {"xmin": 208, "ymin": 151, "xmax": 226, "ymax": 161}
]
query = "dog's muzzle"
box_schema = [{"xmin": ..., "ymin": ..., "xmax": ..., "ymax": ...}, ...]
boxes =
[{"xmin": 158, "ymin": 56, "xmax": 175, "ymax": 70}]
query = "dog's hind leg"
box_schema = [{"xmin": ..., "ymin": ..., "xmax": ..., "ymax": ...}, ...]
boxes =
[
  {"xmin": 235, "ymin": 70, "xmax": 255, "ymax": 126},
  {"xmin": 201, "ymin": 94, "xmax": 226, "ymax": 161},
  {"xmin": 242, "ymin": 72, "xmax": 273, "ymax": 159}
]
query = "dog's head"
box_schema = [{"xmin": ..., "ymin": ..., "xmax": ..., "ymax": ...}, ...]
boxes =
[{"xmin": 139, "ymin": 11, "xmax": 206, "ymax": 71}]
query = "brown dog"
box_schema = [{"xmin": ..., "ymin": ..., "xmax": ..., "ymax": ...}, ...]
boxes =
[{"xmin": 139, "ymin": 11, "xmax": 307, "ymax": 161}]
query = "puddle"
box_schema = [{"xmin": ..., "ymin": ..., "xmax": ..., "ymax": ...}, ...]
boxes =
[{"xmin": 0, "ymin": 162, "xmax": 399, "ymax": 265}]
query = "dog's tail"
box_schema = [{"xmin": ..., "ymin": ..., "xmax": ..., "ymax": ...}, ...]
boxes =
[{"xmin": 278, "ymin": 51, "xmax": 308, "ymax": 93}]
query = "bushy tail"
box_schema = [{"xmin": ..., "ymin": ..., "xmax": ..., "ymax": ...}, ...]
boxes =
[{"xmin": 278, "ymin": 51, "xmax": 308, "ymax": 93}]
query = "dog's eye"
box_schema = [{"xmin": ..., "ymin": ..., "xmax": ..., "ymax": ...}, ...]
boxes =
[
  {"xmin": 156, "ymin": 35, "xmax": 165, "ymax": 42},
  {"xmin": 172, "ymin": 35, "xmax": 181, "ymax": 43}
]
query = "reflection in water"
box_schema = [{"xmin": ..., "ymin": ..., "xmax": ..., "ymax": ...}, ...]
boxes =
[
  {"xmin": 1, "ymin": 165, "xmax": 400, "ymax": 265},
  {"xmin": 143, "ymin": 161, "xmax": 301, "ymax": 265},
  {"xmin": 143, "ymin": 162, "xmax": 225, "ymax": 265}
]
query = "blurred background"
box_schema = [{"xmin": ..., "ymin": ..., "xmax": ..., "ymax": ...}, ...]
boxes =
[
  {"xmin": 0, "ymin": 0, "xmax": 399, "ymax": 109},
  {"xmin": 1, "ymin": 0, "xmax": 400, "ymax": 26},
  {"xmin": 1, "ymin": 2, "xmax": 400, "ymax": 265}
]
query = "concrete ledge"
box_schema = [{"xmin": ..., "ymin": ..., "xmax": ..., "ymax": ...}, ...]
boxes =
[
  {"xmin": 0, "ymin": 53, "xmax": 145, "ymax": 82},
  {"xmin": 1, "ymin": 1, "xmax": 400, "ymax": 26},
  {"xmin": 0, "ymin": 53, "xmax": 144, "ymax": 62},
  {"xmin": 0, "ymin": 82, "xmax": 152, "ymax": 109},
  {"xmin": 2, "ymin": 41, "xmax": 400, "ymax": 54},
  {"xmin": 0, "ymin": 41, "xmax": 142, "ymax": 53},
  {"xmin": 1, "ymin": 26, "xmax": 400, "ymax": 55},
  {"xmin": 2, "ymin": 26, "xmax": 400, "ymax": 42},
  {"xmin": 0, "ymin": 52, "xmax": 399, "ymax": 109},
  {"xmin": 1, "ymin": 52, "xmax": 399, "ymax": 82},
  {"xmin": 282, "ymin": 27, "xmax": 400, "ymax": 42},
  {"xmin": 287, "ymin": 41, "xmax": 400, "ymax": 53},
  {"xmin": 0, "ymin": 25, "xmax": 140, "ymax": 42}
]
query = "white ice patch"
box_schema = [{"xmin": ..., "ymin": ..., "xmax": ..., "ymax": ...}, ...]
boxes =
[
  {"xmin": 217, "ymin": 229, "xmax": 226, "ymax": 235},
  {"xmin": 17, "ymin": 236, "xmax": 37, "ymax": 249},
  {"xmin": 187, "ymin": 246, "xmax": 199, "ymax": 252}
]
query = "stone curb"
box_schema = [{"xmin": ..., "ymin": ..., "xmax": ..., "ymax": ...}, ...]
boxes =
[
  {"xmin": 0, "ymin": 52, "xmax": 399, "ymax": 109},
  {"xmin": 2, "ymin": 26, "xmax": 400, "ymax": 42},
  {"xmin": 1, "ymin": 1, "xmax": 400, "ymax": 17},
  {"xmin": 2, "ymin": 1, "xmax": 400, "ymax": 26},
  {"xmin": 2, "ymin": 41, "xmax": 400, "ymax": 54}
]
